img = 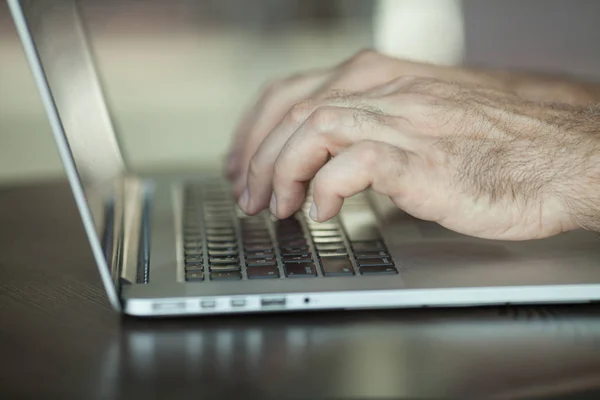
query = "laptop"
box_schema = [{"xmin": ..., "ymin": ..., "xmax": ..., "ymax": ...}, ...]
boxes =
[{"xmin": 8, "ymin": 0, "xmax": 600, "ymax": 317}]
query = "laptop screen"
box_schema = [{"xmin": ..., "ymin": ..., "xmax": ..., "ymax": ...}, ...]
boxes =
[
  {"xmin": 9, "ymin": 0, "xmax": 126, "ymax": 185},
  {"xmin": 7, "ymin": 0, "xmax": 129, "ymax": 310}
]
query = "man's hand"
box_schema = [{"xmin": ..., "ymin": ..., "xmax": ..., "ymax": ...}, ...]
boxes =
[
  {"xmin": 226, "ymin": 50, "xmax": 503, "ymax": 197},
  {"xmin": 227, "ymin": 50, "xmax": 600, "ymax": 200},
  {"xmin": 237, "ymin": 76, "xmax": 600, "ymax": 240}
]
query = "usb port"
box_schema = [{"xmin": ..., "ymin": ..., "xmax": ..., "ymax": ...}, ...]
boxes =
[
  {"xmin": 261, "ymin": 297, "xmax": 286, "ymax": 307},
  {"xmin": 231, "ymin": 298, "xmax": 246, "ymax": 308},
  {"xmin": 200, "ymin": 299, "xmax": 216, "ymax": 309}
]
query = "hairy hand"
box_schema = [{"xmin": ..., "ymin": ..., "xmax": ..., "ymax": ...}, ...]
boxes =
[
  {"xmin": 237, "ymin": 76, "xmax": 600, "ymax": 240},
  {"xmin": 226, "ymin": 50, "xmax": 502, "ymax": 197}
]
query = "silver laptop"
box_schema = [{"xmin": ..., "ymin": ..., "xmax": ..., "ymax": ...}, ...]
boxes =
[{"xmin": 9, "ymin": 0, "xmax": 600, "ymax": 317}]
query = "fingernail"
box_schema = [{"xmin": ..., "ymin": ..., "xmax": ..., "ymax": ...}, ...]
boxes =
[
  {"xmin": 269, "ymin": 193, "xmax": 277, "ymax": 215},
  {"xmin": 238, "ymin": 188, "xmax": 250, "ymax": 211},
  {"xmin": 309, "ymin": 202, "xmax": 318, "ymax": 221}
]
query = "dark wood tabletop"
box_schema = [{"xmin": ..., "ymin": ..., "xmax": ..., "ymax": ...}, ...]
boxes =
[{"xmin": 2, "ymin": 181, "xmax": 600, "ymax": 399}]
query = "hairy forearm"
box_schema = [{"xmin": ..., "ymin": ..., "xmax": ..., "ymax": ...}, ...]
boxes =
[
  {"xmin": 475, "ymin": 68, "xmax": 600, "ymax": 106},
  {"xmin": 559, "ymin": 108, "xmax": 600, "ymax": 232}
]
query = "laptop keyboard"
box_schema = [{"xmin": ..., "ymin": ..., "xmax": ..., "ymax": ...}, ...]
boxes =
[{"xmin": 182, "ymin": 181, "xmax": 397, "ymax": 282}]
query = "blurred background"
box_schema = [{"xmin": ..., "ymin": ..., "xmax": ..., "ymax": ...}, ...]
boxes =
[{"xmin": 1, "ymin": 0, "xmax": 600, "ymax": 185}]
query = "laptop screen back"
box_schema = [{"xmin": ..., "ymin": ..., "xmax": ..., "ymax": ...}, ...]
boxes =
[
  {"xmin": 10, "ymin": 0, "xmax": 125, "ymax": 185},
  {"xmin": 7, "ymin": 0, "xmax": 127, "ymax": 310}
]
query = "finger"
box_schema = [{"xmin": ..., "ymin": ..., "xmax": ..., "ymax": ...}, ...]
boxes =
[
  {"xmin": 225, "ymin": 100, "xmax": 262, "ymax": 179},
  {"xmin": 269, "ymin": 107, "xmax": 419, "ymax": 218},
  {"xmin": 242, "ymin": 104, "xmax": 418, "ymax": 217},
  {"xmin": 234, "ymin": 79, "xmax": 433, "ymax": 198},
  {"xmin": 237, "ymin": 94, "xmax": 383, "ymax": 198},
  {"xmin": 239, "ymin": 104, "xmax": 370, "ymax": 214},
  {"xmin": 231, "ymin": 70, "xmax": 330, "ymax": 196},
  {"xmin": 310, "ymin": 140, "xmax": 411, "ymax": 222},
  {"xmin": 233, "ymin": 92, "xmax": 359, "ymax": 199}
]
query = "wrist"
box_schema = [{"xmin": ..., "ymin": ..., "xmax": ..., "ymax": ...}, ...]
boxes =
[
  {"xmin": 481, "ymin": 68, "xmax": 600, "ymax": 105},
  {"xmin": 557, "ymin": 116, "xmax": 600, "ymax": 232}
]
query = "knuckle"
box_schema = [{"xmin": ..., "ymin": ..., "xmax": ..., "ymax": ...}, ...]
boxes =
[
  {"xmin": 308, "ymin": 107, "xmax": 337, "ymax": 131},
  {"xmin": 403, "ymin": 77, "xmax": 435, "ymax": 93},
  {"xmin": 395, "ymin": 75, "xmax": 420, "ymax": 87},
  {"xmin": 287, "ymin": 100, "xmax": 315, "ymax": 125},
  {"xmin": 348, "ymin": 49, "xmax": 379, "ymax": 66},
  {"xmin": 401, "ymin": 91, "xmax": 442, "ymax": 107},
  {"xmin": 356, "ymin": 141, "xmax": 381, "ymax": 168},
  {"xmin": 247, "ymin": 156, "xmax": 263, "ymax": 181}
]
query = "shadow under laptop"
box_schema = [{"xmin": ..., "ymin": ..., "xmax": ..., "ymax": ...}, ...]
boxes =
[{"xmin": 95, "ymin": 305, "xmax": 600, "ymax": 399}]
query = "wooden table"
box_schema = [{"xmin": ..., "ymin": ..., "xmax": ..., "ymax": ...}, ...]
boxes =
[{"xmin": 2, "ymin": 181, "xmax": 600, "ymax": 399}]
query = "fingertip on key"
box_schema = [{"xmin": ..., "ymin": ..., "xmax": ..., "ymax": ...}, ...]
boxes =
[
  {"xmin": 309, "ymin": 202, "xmax": 318, "ymax": 221},
  {"xmin": 269, "ymin": 193, "xmax": 278, "ymax": 216},
  {"xmin": 238, "ymin": 188, "xmax": 250, "ymax": 212}
]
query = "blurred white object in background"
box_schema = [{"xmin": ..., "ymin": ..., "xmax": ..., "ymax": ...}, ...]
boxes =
[{"xmin": 373, "ymin": 0, "xmax": 465, "ymax": 65}]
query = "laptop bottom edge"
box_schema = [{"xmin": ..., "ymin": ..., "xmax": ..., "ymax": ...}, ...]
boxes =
[{"xmin": 122, "ymin": 283, "xmax": 600, "ymax": 317}]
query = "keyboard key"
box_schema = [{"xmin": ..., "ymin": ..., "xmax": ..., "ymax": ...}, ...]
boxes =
[
  {"xmin": 242, "ymin": 231, "xmax": 270, "ymax": 240},
  {"xmin": 276, "ymin": 232, "xmax": 306, "ymax": 242},
  {"xmin": 276, "ymin": 218, "xmax": 301, "ymax": 227},
  {"xmin": 241, "ymin": 222, "xmax": 268, "ymax": 229},
  {"xmin": 354, "ymin": 250, "xmax": 390, "ymax": 258},
  {"xmin": 208, "ymin": 242, "xmax": 238, "ymax": 250},
  {"xmin": 245, "ymin": 251, "xmax": 275, "ymax": 259},
  {"xmin": 276, "ymin": 229, "xmax": 303, "ymax": 237},
  {"xmin": 280, "ymin": 245, "xmax": 309, "ymax": 254},
  {"xmin": 247, "ymin": 265, "xmax": 280, "ymax": 279},
  {"xmin": 210, "ymin": 264, "xmax": 241, "ymax": 272},
  {"xmin": 244, "ymin": 243, "xmax": 273, "ymax": 252},
  {"xmin": 205, "ymin": 222, "xmax": 234, "ymax": 229},
  {"xmin": 185, "ymin": 260, "xmax": 203, "ymax": 267},
  {"xmin": 310, "ymin": 230, "xmax": 340, "ymax": 237},
  {"xmin": 359, "ymin": 266, "xmax": 397, "ymax": 275},
  {"xmin": 186, "ymin": 271, "xmax": 204, "ymax": 281},
  {"xmin": 185, "ymin": 254, "xmax": 203, "ymax": 263},
  {"xmin": 204, "ymin": 210, "xmax": 230, "ymax": 217},
  {"xmin": 357, "ymin": 257, "xmax": 394, "ymax": 267},
  {"xmin": 318, "ymin": 250, "xmax": 348, "ymax": 257},
  {"xmin": 241, "ymin": 227, "xmax": 269, "ymax": 234},
  {"xmin": 280, "ymin": 252, "xmax": 310, "ymax": 260},
  {"xmin": 208, "ymin": 249, "xmax": 238, "ymax": 257},
  {"xmin": 351, "ymin": 241, "xmax": 386, "ymax": 252},
  {"xmin": 282, "ymin": 255, "xmax": 313, "ymax": 263},
  {"xmin": 315, "ymin": 243, "xmax": 346, "ymax": 252},
  {"xmin": 185, "ymin": 265, "xmax": 203, "ymax": 272},
  {"xmin": 313, "ymin": 237, "xmax": 343, "ymax": 244},
  {"xmin": 205, "ymin": 228, "xmax": 234, "ymax": 235},
  {"xmin": 204, "ymin": 217, "xmax": 232, "ymax": 223},
  {"xmin": 207, "ymin": 235, "xmax": 236, "ymax": 243},
  {"xmin": 284, "ymin": 263, "xmax": 317, "ymax": 278},
  {"xmin": 242, "ymin": 238, "xmax": 272, "ymax": 246},
  {"xmin": 278, "ymin": 238, "xmax": 308, "ymax": 248},
  {"xmin": 209, "ymin": 257, "xmax": 239, "ymax": 265},
  {"xmin": 185, "ymin": 249, "xmax": 203, "ymax": 256},
  {"xmin": 210, "ymin": 271, "xmax": 242, "ymax": 281},
  {"xmin": 306, "ymin": 223, "xmax": 339, "ymax": 231},
  {"xmin": 246, "ymin": 258, "xmax": 277, "ymax": 267},
  {"xmin": 320, "ymin": 257, "xmax": 354, "ymax": 277},
  {"xmin": 204, "ymin": 204, "xmax": 231, "ymax": 211},
  {"xmin": 185, "ymin": 241, "xmax": 203, "ymax": 249}
]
